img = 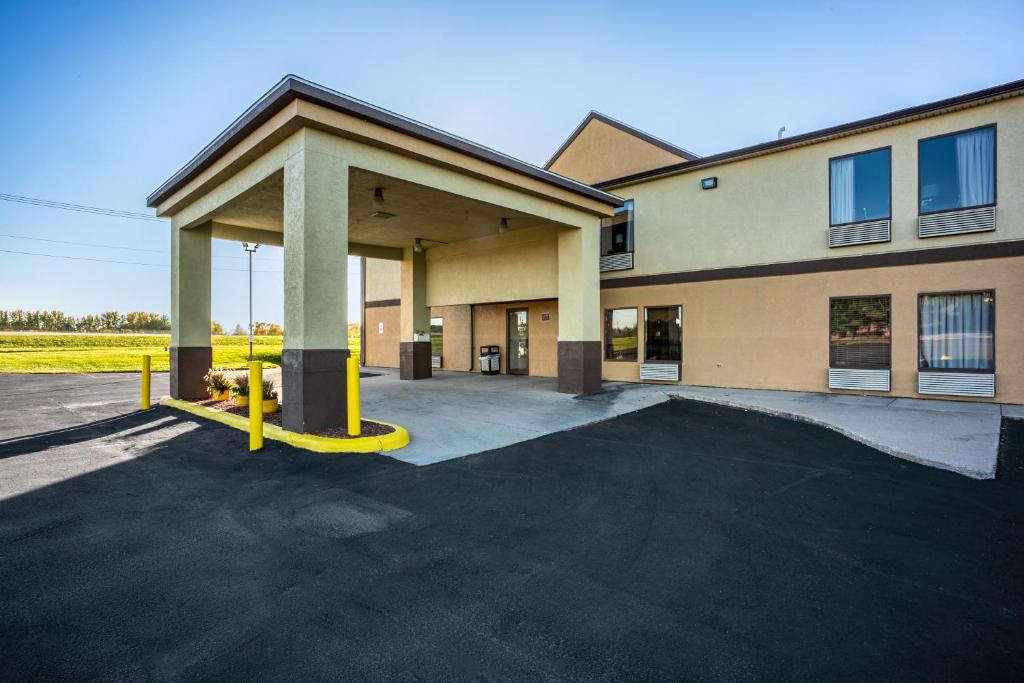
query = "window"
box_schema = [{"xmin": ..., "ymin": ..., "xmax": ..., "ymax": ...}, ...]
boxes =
[
  {"xmin": 429, "ymin": 317, "xmax": 443, "ymax": 357},
  {"xmin": 829, "ymin": 147, "xmax": 891, "ymax": 225},
  {"xmin": 919, "ymin": 292, "xmax": 994, "ymax": 371},
  {"xmin": 919, "ymin": 126, "xmax": 995, "ymax": 214},
  {"xmin": 645, "ymin": 306, "xmax": 681, "ymax": 361},
  {"xmin": 601, "ymin": 199, "xmax": 634, "ymax": 256},
  {"xmin": 829, "ymin": 296, "xmax": 891, "ymax": 369},
  {"xmin": 604, "ymin": 308, "xmax": 638, "ymax": 361}
]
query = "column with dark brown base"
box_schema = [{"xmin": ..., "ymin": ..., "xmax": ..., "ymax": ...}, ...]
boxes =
[
  {"xmin": 400, "ymin": 341, "xmax": 432, "ymax": 380},
  {"xmin": 281, "ymin": 349, "xmax": 349, "ymax": 434},
  {"xmin": 557, "ymin": 340, "xmax": 602, "ymax": 395},
  {"xmin": 169, "ymin": 346, "xmax": 212, "ymax": 399}
]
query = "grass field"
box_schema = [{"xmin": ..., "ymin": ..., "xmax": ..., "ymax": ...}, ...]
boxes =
[{"xmin": 0, "ymin": 333, "xmax": 361, "ymax": 373}]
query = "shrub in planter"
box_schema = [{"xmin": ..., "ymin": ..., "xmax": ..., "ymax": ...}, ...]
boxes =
[
  {"xmin": 260, "ymin": 379, "xmax": 279, "ymax": 414},
  {"xmin": 232, "ymin": 373, "xmax": 250, "ymax": 407},
  {"xmin": 203, "ymin": 369, "xmax": 232, "ymax": 401}
]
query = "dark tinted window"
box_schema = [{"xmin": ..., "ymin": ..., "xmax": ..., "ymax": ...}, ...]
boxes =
[
  {"xmin": 830, "ymin": 296, "xmax": 891, "ymax": 369},
  {"xmin": 645, "ymin": 306, "xmax": 681, "ymax": 362},
  {"xmin": 601, "ymin": 200, "xmax": 634, "ymax": 255}
]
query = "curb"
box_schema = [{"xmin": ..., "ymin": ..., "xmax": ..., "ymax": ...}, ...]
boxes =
[{"xmin": 163, "ymin": 398, "xmax": 410, "ymax": 453}]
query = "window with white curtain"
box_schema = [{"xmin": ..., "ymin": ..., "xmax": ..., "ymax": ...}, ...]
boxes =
[
  {"xmin": 919, "ymin": 291, "xmax": 994, "ymax": 371},
  {"xmin": 919, "ymin": 126, "xmax": 995, "ymax": 214},
  {"xmin": 829, "ymin": 147, "xmax": 891, "ymax": 226}
]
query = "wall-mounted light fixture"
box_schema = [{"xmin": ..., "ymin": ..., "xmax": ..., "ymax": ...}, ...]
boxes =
[
  {"xmin": 700, "ymin": 177, "xmax": 718, "ymax": 190},
  {"xmin": 498, "ymin": 217, "xmax": 509, "ymax": 234}
]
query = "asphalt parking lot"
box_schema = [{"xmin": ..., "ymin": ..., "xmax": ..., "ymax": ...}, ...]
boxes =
[{"xmin": 1, "ymin": 376, "xmax": 1022, "ymax": 680}]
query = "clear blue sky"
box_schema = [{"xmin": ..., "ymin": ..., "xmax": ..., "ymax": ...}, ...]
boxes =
[{"xmin": 1, "ymin": 0, "xmax": 1021, "ymax": 331}]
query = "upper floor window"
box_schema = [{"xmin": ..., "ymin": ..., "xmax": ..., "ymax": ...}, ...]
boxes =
[
  {"xmin": 919, "ymin": 126, "xmax": 995, "ymax": 215},
  {"xmin": 830, "ymin": 296, "xmax": 891, "ymax": 369},
  {"xmin": 829, "ymin": 147, "xmax": 891, "ymax": 226},
  {"xmin": 601, "ymin": 199, "xmax": 634, "ymax": 255}
]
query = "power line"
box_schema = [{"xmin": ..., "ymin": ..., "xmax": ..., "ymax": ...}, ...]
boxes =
[
  {"xmin": 0, "ymin": 233, "xmax": 279, "ymax": 261},
  {"xmin": 0, "ymin": 193, "xmax": 164, "ymax": 222},
  {"xmin": 0, "ymin": 232, "xmax": 163, "ymax": 253},
  {"xmin": 0, "ymin": 248, "xmax": 282, "ymax": 273}
]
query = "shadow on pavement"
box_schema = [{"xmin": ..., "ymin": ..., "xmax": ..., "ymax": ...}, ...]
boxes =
[{"xmin": 0, "ymin": 401, "xmax": 1022, "ymax": 680}]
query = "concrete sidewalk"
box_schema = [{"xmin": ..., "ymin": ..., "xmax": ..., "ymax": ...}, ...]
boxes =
[
  {"xmin": 360, "ymin": 369, "xmax": 670, "ymax": 466},
  {"xmin": 669, "ymin": 386, "xmax": 1024, "ymax": 479}
]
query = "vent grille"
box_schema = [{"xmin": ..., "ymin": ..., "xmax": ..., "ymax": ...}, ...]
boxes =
[
  {"xmin": 600, "ymin": 252, "xmax": 634, "ymax": 272},
  {"xmin": 828, "ymin": 219, "xmax": 891, "ymax": 248},
  {"xmin": 828, "ymin": 368, "xmax": 890, "ymax": 391},
  {"xmin": 918, "ymin": 372, "xmax": 995, "ymax": 398},
  {"xmin": 431, "ymin": 355, "xmax": 442, "ymax": 369},
  {"xmin": 640, "ymin": 363, "xmax": 680, "ymax": 382},
  {"xmin": 919, "ymin": 206, "xmax": 996, "ymax": 238}
]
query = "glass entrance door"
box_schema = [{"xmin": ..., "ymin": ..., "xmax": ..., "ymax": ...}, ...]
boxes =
[{"xmin": 506, "ymin": 308, "xmax": 529, "ymax": 375}]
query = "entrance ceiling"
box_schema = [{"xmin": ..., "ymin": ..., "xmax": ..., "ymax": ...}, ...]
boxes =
[{"xmin": 207, "ymin": 168, "xmax": 559, "ymax": 249}]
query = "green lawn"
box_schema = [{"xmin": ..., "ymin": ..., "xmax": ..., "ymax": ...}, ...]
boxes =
[{"xmin": 0, "ymin": 333, "xmax": 361, "ymax": 373}]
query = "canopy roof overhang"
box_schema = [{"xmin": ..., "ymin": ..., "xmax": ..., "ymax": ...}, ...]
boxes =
[{"xmin": 147, "ymin": 75, "xmax": 623, "ymax": 219}]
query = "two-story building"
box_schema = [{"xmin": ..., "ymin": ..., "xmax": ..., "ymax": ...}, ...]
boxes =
[
  {"xmin": 362, "ymin": 78, "xmax": 1023, "ymax": 405},
  {"xmin": 150, "ymin": 76, "xmax": 1023, "ymax": 434}
]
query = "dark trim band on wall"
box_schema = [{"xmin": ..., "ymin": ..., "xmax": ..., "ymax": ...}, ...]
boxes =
[
  {"xmin": 364, "ymin": 298, "xmax": 401, "ymax": 309},
  {"xmin": 601, "ymin": 240, "xmax": 1024, "ymax": 290}
]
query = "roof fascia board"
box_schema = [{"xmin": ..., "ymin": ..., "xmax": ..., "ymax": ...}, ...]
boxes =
[
  {"xmin": 597, "ymin": 79, "xmax": 1024, "ymax": 190},
  {"xmin": 148, "ymin": 76, "xmax": 621, "ymax": 209}
]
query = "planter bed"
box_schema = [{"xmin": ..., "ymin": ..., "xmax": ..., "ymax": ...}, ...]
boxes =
[{"xmin": 195, "ymin": 398, "xmax": 396, "ymax": 439}]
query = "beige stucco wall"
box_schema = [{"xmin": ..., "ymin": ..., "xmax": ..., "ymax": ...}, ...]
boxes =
[
  {"xmin": 429, "ymin": 305, "xmax": 472, "ymax": 371},
  {"xmin": 600, "ymin": 256, "xmax": 1024, "ymax": 403},
  {"xmin": 548, "ymin": 118, "xmax": 688, "ymax": 185},
  {"xmin": 472, "ymin": 300, "xmax": 559, "ymax": 377},
  {"xmin": 606, "ymin": 97, "xmax": 1024, "ymax": 280},
  {"xmin": 425, "ymin": 226, "xmax": 560, "ymax": 307},
  {"xmin": 365, "ymin": 258, "xmax": 401, "ymax": 301},
  {"xmin": 364, "ymin": 305, "xmax": 400, "ymax": 368}
]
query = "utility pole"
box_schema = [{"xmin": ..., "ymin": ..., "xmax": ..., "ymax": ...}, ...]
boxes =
[{"xmin": 242, "ymin": 242, "xmax": 260, "ymax": 361}]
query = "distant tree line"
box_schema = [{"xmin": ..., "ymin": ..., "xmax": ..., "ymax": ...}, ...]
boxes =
[{"xmin": 0, "ymin": 309, "xmax": 171, "ymax": 333}]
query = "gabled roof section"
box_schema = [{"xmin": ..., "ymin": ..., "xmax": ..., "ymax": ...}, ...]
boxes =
[
  {"xmin": 147, "ymin": 75, "xmax": 622, "ymax": 209},
  {"xmin": 545, "ymin": 111, "xmax": 698, "ymax": 169},
  {"xmin": 596, "ymin": 77, "xmax": 1024, "ymax": 190}
]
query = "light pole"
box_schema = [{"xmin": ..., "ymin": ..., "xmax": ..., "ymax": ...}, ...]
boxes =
[{"xmin": 242, "ymin": 242, "xmax": 260, "ymax": 361}]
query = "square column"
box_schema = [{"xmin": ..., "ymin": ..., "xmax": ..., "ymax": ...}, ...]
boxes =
[
  {"xmin": 169, "ymin": 222, "xmax": 211, "ymax": 399},
  {"xmin": 282, "ymin": 136, "xmax": 350, "ymax": 433},
  {"xmin": 399, "ymin": 246, "xmax": 431, "ymax": 379},
  {"xmin": 557, "ymin": 224, "xmax": 602, "ymax": 394}
]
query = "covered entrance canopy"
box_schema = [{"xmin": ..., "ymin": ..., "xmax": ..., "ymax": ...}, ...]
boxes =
[{"xmin": 147, "ymin": 76, "xmax": 622, "ymax": 433}]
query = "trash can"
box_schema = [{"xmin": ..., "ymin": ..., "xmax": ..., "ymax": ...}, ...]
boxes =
[{"xmin": 479, "ymin": 345, "xmax": 500, "ymax": 375}]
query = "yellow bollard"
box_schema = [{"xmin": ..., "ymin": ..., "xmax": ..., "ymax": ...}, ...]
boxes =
[
  {"xmin": 249, "ymin": 361, "xmax": 263, "ymax": 451},
  {"xmin": 347, "ymin": 356, "xmax": 361, "ymax": 436},
  {"xmin": 141, "ymin": 355, "xmax": 151, "ymax": 409}
]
